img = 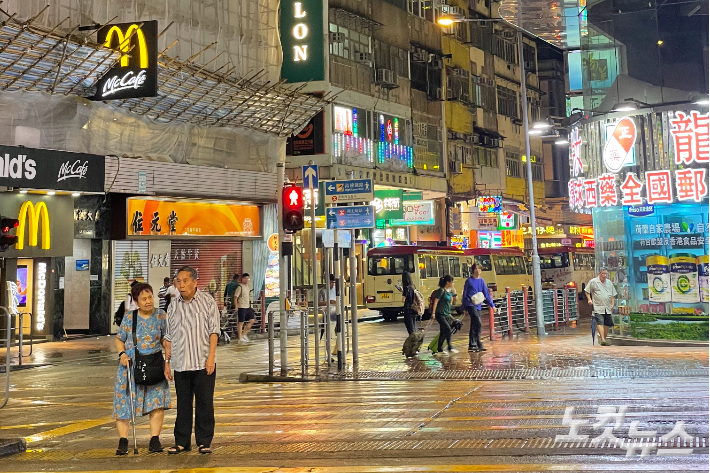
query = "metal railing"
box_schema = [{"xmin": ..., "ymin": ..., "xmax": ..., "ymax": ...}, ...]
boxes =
[
  {"xmin": 541, "ymin": 286, "xmax": 579, "ymax": 329},
  {"xmin": 1, "ymin": 306, "xmax": 11, "ymax": 409},
  {"xmin": 15, "ymin": 312, "xmax": 33, "ymax": 366}
]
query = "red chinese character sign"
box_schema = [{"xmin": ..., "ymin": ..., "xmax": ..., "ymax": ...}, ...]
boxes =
[
  {"xmin": 570, "ymin": 126, "xmax": 583, "ymax": 177},
  {"xmin": 584, "ymin": 179, "xmax": 598, "ymax": 208},
  {"xmin": 675, "ymin": 168, "xmax": 708, "ymax": 202},
  {"xmin": 620, "ymin": 173, "xmax": 644, "ymax": 206},
  {"xmin": 598, "ymin": 173, "xmax": 617, "ymax": 206},
  {"xmin": 670, "ymin": 111, "xmax": 709, "ymax": 164},
  {"xmin": 645, "ymin": 170, "xmax": 673, "ymax": 204},
  {"xmin": 603, "ymin": 117, "xmax": 636, "ymax": 172}
]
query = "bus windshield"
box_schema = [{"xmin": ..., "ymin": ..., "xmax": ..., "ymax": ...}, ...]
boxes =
[
  {"xmin": 368, "ymin": 254, "xmax": 416, "ymax": 276},
  {"xmin": 540, "ymin": 253, "xmax": 570, "ymax": 269}
]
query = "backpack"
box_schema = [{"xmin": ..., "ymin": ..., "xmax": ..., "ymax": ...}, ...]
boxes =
[
  {"xmin": 428, "ymin": 289, "xmax": 439, "ymax": 312},
  {"xmin": 114, "ymin": 301, "xmax": 126, "ymax": 326},
  {"xmin": 411, "ymin": 288, "xmax": 425, "ymax": 316}
]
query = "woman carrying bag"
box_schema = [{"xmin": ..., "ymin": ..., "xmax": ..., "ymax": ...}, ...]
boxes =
[
  {"xmin": 114, "ymin": 282, "xmax": 171, "ymax": 455},
  {"xmin": 462, "ymin": 263, "xmax": 495, "ymax": 352},
  {"xmin": 431, "ymin": 275, "xmax": 458, "ymax": 355}
]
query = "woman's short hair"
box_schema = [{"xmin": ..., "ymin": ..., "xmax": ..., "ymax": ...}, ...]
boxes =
[{"xmin": 131, "ymin": 282, "xmax": 153, "ymax": 302}]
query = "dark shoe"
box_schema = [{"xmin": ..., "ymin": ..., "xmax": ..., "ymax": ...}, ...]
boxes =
[
  {"xmin": 468, "ymin": 346, "xmax": 477, "ymax": 352},
  {"xmin": 478, "ymin": 346, "xmax": 487, "ymax": 351},
  {"xmin": 149, "ymin": 436, "xmax": 164, "ymax": 453},
  {"xmin": 167, "ymin": 445, "xmax": 190, "ymax": 454},
  {"xmin": 198, "ymin": 445, "xmax": 213, "ymax": 454},
  {"xmin": 116, "ymin": 438, "xmax": 128, "ymax": 456}
]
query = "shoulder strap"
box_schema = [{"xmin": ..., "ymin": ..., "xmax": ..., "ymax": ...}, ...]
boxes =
[{"xmin": 132, "ymin": 309, "xmax": 138, "ymax": 349}]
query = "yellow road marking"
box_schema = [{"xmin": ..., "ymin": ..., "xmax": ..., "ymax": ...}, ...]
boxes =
[{"xmin": 24, "ymin": 416, "xmax": 114, "ymax": 443}]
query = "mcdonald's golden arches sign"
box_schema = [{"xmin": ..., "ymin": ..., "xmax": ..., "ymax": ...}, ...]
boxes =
[{"xmin": 95, "ymin": 20, "xmax": 158, "ymax": 100}]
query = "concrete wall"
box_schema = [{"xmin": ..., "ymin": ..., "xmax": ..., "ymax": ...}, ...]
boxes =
[{"xmin": 63, "ymin": 239, "xmax": 91, "ymax": 330}]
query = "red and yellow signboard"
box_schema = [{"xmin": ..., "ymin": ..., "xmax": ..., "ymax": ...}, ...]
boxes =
[
  {"xmin": 127, "ymin": 198, "xmax": 260, "ymax": 237},
  {"xmin": 501, "ymin": 230, "xmax": 524, "ymax": 248}
]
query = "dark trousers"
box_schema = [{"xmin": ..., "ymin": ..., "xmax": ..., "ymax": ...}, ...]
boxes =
[
  {"xmin": 466, "ymin": 306, "xmax": 483, "ymax": 349},
  {"xmin": 437, "ymin": 315, "xmax": 453, "ymax": 352},
  {"xmin": 403, "ymin": 308, "xmax": 417, "ymax": 335},
  {"xmin": 174, "ymin": 368, "xmax": 216, "ymax": 448}
]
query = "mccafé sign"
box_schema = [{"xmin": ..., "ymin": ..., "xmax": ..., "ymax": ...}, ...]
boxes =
[{"xmin": 95, "ymin": 20, "xmax": 158, "ymax": 100}]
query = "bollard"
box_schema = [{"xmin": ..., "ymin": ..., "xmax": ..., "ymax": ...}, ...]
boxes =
[
  {"xmin": 488, "ymin": 306, "xmax": 499, "ymax": 341},
  {"xmin": 522, "ymin": 286, "xmax": 530, "ymax": 333},
  {"xmin": 564, "ymin": 287, "xmax": 570, "ymax": 325},
  {"xmin": 552, "ymin": 284, "xmax": 559, "ymax": 330},
  {"xmin": 268, "ymin": 311, "xmax": 274, "ymax": 377},
  {"xmin": 505, "ymin": 287, "xmax": 513, "ymax": 339},
  {"xmin": 17, "ymin": 313, "xmax": 23, "ymax": 367}
]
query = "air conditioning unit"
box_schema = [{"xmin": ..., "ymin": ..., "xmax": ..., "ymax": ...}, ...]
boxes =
[
  {"xmin": 329, "ymin": 32, "xmax": 346, "ymax": 43},
  {"xmin": 486, "ymin": 78, "xmax": 494, "ymax": 86},
  {"xmin": 354, "ymin": 52, "xmax": 371, "ymax": 64},
  {"xmin": 412, "ymin": 51, "xmax": 428, "ymax": 62},
  {"xmin": 502, "ymin": 30, "xmax": 516, "ymax": 38},
  {"xmin": 430, "ymin": 57, "xmax": 444, "ymax": 69},
  {"xmin": 416, "ymin": 123, "xmax": 428, "ymax": 137},
  {"xmin": 375, "ymin": 68, "xmax": 398, "ymax": 87},
  {"xmin": 435, "ymin": 87, "xmax": 443, "ymax": 100},
  {"xmin": 442, "ymin": 5, "xmax": 464, "ymax": 16},
  {"xmin": 471, "ymin": 75, "xmax": 481, "ymax": 84},
  {"xmin": 446, "ymin": 88, "xmax": 453, "ymax": 100}
]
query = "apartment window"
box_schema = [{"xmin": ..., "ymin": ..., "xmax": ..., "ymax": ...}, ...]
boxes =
[
  {"xmin": 505, "ymin": 152, "xmax": 521, "ymax": 178},
  {"xmin": 523, "ymin": 162, "xmax": 544, "ymax": 181},
  {"xmin": 411, "ymin": 46, "xmax": 442, "ymax": 99},
  {"xmin": 469, "ymin": 22, "xmax": 493, "ymax": 54},
  {"xmin": 373, "ymin": 40, "xmax": 410, "ymax": 79},
  {"xmin": 329, "ymin": 23, "xmax": 371, "ymax": 62},
  {"xmin": 473, "ymin": 147, "xmax": 498, "ymax": 168},
  {"xmin": 495, "ymin": 35, "xmax": 518, "ymax": 65},
  {"xmin": 446, "ymin": 67, "xmax": 470, "ymax": 103},
  {"xmin": 497, "ymin": 86, "xmax": 518, "ymax": 119},
  {"xmin": 409, "ymin": 0, "xmax": 426, "ymax": 18}
]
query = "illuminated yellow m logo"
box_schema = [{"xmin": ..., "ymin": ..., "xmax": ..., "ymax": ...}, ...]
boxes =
[
  {"xmin": 16, "ymin": 201, "xmax": 50, "ymax": 250},
  {"xmin": 104, "ymin": 24, "xmax": 149, "ymax": 69}
]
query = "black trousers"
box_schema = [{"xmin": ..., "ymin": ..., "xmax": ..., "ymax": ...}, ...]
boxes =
[
  {"xmin": 174, "ymin": 368, "xmax": 216, "ymax": 448},
  {"xmin": 437, "ymin": 315, "xmax": 453, "ymax": 352},
  {"xmin": 403, "ymin": 308, "xmax": 417, "ymax": 335},
  {"xmin": 466, "ymin": 307, "xmax": 483, "ymax": 349}
]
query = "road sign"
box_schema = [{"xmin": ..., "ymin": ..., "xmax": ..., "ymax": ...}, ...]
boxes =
[
  {"xmin": 302, "ymin": 164, "xmax": 319, "ymax": 190},
  {"xmin": 324, "ymin": 179, "xmax": 373, "ymax": 203},
  {"xmin": 326, "ymin": 206, "xmax": 375, "ymax": 229}
]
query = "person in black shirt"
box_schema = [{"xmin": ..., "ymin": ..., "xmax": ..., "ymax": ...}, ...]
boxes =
[{"xmin": 401, "ymin": 271, "xmax": 416, "ymax": 335}]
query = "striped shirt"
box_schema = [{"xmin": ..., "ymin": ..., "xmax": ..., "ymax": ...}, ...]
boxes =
[
  {"xmin": 165, "ymin": 289, "xmax": 220, "ymax": 372},
  {"xmin": 158, "ymin": 285, "xmax": 169, "ymax": 310}
]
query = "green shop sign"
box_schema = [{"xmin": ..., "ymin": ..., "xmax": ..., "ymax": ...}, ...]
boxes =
[
  {"xmin": 371, "ymin": 189, "xmax": 404, "ymax": 220},
  {"xmin": 280, "ymin": 0, "xmax": 325, "ymax": 82}
]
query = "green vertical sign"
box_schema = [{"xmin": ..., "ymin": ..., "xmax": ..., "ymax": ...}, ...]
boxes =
[
  {"xmin": 372, "ymin": 189, "xmax": 404, "ymax": 220},
  {"xmin": 280, "ymin": 0, "xmax": 325, "ymax": 82}
]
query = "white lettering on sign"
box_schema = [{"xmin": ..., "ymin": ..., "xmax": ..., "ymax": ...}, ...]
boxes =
[
  {"xmin": 0, "ymin": 154, "xmax": 36, "ymax": 180},
  {"xmin": 101, "ymin": 70, "xmax": 147, "ymax": 98},
  {"xmin": 36, "ymin": 262, "xmax": 46, "ymax": 331},
  {"xmin": 292, "ymin": 2, "xmax": 308, "ymax": 62},
  {"xmin": 57, "ymin": 160, "xmax": 89, "ymax": 181}
]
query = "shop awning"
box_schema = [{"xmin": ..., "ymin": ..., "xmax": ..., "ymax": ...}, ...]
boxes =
[{"xmin": 0, "ymin": 10, "xmax": 331, "ymax": 137}]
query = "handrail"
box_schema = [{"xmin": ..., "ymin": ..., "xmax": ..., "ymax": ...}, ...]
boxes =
[
  {"xmin": 16, "ymin": 312, "xmax": 33, "ymax": 365},
  {"xmin": 1, "ymin": 306, "xmax": 11, "ymax": 409}
]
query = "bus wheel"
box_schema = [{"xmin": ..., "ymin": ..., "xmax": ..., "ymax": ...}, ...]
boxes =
[{"xmin": 381, "ymin": 310, "xmax": 399, "ymax": 322}]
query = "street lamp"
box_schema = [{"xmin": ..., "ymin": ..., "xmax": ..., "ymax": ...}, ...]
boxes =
[{"xmin": 437, "ymin": 14, "xmax": 546, "ymax": 336}]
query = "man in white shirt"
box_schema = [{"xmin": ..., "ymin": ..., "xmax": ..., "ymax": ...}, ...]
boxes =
[
  {"xmin": 585, "ymin": 268, "xmax": 617, "ymax": 346},
  {"xmin": 235, "ymin": 273, "xmax": 254, "ymax": 343}
]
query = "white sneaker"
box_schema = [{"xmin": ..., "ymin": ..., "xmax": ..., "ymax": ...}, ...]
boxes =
[
  {"xmin": 441, "ymin": 350, "xmax": 450, "ymax": 355},
  {"xmin": 241, "ymin": 335, "xmax": 249, "ymax": 342},
  {"xmin": 450, "ymin": 348, "xmax": 459, "ymax": 354}
]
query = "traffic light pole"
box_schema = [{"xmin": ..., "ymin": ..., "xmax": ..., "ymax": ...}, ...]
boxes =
[
  {"xmin": 309, "ymin": 161, "xmax": 320, "ymax": 377},
  {"xmin": 276, "ymin": 162, "xmax": 288, "ymax": 376}
]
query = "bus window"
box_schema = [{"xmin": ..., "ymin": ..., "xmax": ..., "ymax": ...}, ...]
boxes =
[
  {"xmin": 437, "ymin": 256, "xmax": 448, "ymax": 278},
  {"xmin": 449, "ymin": 257, "xmax": 461, "ymax": 277},
  {"xmin": 493, "ymin": 255, "xmax": 526, "ymax": 275},
  {"xmin": 367, "ymin": 255, "xmax": 415, "ymax": 275},
  {"xmin": 425, "ymin": 255, "xmax": 436, "ymax": 278},
  {"xmin": 419, "ymin": 255, "xmax": 426, "ymax": 279},
  {"xmin": 474, "ymin": 255, "xmax": 492, "ymax": 272},
  {"xmin": 574, "ymin": 253, "xmax": 594, "ymax": 271},
  {"xmin": 461, "ymin": 263, "xmax": 469, "ymax": 278}
]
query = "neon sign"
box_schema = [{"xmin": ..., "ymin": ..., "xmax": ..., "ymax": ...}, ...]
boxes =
[
  {"xmin": 35, "ymin": 262, "xmax": 47, "ymax": 331},
  {"xmin": 15, "ymin": 201, "xmax": 50, "ymax": 250}
]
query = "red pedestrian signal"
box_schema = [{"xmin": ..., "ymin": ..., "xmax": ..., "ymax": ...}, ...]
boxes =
[
  {"xmin": 0, "ymin": 216, "xmax": 19, "ymax": 251},
  {"xmin": 282, "ymin": 184, "xmax": 304, "ymax": 233}
]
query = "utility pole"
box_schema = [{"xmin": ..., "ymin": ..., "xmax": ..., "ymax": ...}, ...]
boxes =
[
  {"xmin": 309, "ymin": 161, "xmax": 320, "ymax": 376},
  {"xmin": 276, "ymin": 162, "xmax": 289, "ymax": 375}
]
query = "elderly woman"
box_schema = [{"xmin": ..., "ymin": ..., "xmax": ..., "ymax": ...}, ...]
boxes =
[{"xmin": 114, "ymin": 282, "xmax": 171, "ymax": 455}]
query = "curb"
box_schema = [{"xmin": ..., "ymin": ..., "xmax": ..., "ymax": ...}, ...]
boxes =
[
  {"xmin": 245, "ymin": 315, "xmax": 382, "ymax": 341},
  {"xmin": 608, "ymin": 335, "xmax": 709, "ymax": 347},
  {"xmin": 239, "ymin": 372, "xmax": 318, "ymax": 383},
  {"xmin": 0, "ymin": 438, "xmax": 26, "ymax": 457}
]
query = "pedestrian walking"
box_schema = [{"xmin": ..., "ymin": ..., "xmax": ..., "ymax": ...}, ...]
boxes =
[
  {"xmin": 235, "ymin": 273, "xmax": 255, "ymax": 343},
  {"xmin": 585, "ymin": 268, "xmax": 616, "ymax": 346},
  {"xmin": 318, "ymin": 274, "xmax": 338, "ymax": 339},
  {"xmin": 164, "ymin": 266, "xmax": 220, "ymax": 455},
  {"xmin": 114, "ymin": 282, "xmax": 170, "ymax": 455},
  {"xmin": 124, "ymin": 280, "xmax": 140, "ymax": 312},
  {"xmin": 400, "ymin": 271, "xmax": 417, "ymax": 335},
  {"xmin": 431, "ymin": 275, "xmax": 458, "ymax": 355},
  {"xmin": 157, "ymin": 277, "xmax": 171, "ymax": 311},
  {"xmin": 462, "ymin": 263, "xmax": 495, "ymax": 352},
  {"xmin": 223, "ymin": 274, "xmax": 239, "ymax": 312}
]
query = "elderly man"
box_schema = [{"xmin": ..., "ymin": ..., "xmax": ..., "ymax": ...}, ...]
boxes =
[
  {"xmin": 164, "ymin": 266, "xmax": 220, "ymax": 454},
  {"xmin": 585, "ymin": 268, "xmax": 617, "ymax": 346}
]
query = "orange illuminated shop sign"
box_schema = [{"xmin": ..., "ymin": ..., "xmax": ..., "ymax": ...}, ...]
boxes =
[
  {"xmin": 127, "ymin": 198, "xmax": 260, "ymax": 237},
  {"xmin": 501, "ymin": 229, "xmax": 524, "ymax": 248}
]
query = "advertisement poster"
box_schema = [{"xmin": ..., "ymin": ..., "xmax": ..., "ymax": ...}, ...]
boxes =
[{"xmin": 15, "ymin": 265, "xmax": 28, "ymax": 306}]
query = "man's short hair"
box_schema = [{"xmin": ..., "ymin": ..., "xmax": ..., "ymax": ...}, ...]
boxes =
[
  {"xmin": 233, "ymin": 274, "xmax": 239, "ymax": 280},
  {"xmin": 177, "ymin": 265, "xmax": 198, "ymax": 280},
  {"xmin": 242, "ymin": 273, "xmax": 250, "ymax": 278},
  {"xmin": 599, "ymin": 267, "xmax": 609, "ymax": 273},
  {"xmin": 164, "ymin": 277, "xmax": 170, "ymax": 283}
]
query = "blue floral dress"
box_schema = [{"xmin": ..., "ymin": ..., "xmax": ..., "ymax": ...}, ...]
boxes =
[{"xmin": 113, "ymin": 309, "xmax": 171, "ymax": 420}]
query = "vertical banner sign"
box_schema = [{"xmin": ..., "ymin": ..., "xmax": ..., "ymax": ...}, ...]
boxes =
[
  {"xmin": 280, "ymin": 0, "xmax": 325, "ymax": 82},
  {"xmin": 95, "ymin": 20, "xmax": 159, "ymax": 100}
]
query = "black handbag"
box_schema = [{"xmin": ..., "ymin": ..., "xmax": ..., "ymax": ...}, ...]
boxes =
[{"xmin": 132, "ymin": 310, "xmax": 166, "ymax": 386}]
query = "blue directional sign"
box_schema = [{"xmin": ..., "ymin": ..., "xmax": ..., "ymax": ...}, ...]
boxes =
[
  {"xmin": 326, "ymin": 206, "xmax": 376, "ymax": 229},
  {"xmin": 302, "ymin": 164, "xmax": 318, "ymax": 190},
  {"xmin": 324, "ymin": 179, "xmax": 374, "ymax": 203}
]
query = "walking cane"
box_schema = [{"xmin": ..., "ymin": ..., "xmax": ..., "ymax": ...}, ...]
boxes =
[{"xmin": 125, "ymin": 360, "xmax": 139, "ymax": 454}]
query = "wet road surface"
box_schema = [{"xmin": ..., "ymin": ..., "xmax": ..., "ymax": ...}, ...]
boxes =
[{"xmin": 0, "ymin": 318, "xmax": 707, "ymax": 472}]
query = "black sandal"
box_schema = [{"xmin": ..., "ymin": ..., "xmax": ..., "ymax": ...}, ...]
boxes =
[
  {"xmin": 198, "ymin": 445, "xmax": 212, "ymax": 454},
  {"xmin": 167, "ymin": 445, "xmax": 189, "ymax": 454},
  {"xmin": 149, "ymin": 436, "xmax": 164, "ymax": 453},
  {"xmin": 116, "ymin": 438, "xmax": 128, "ymax": 456}
]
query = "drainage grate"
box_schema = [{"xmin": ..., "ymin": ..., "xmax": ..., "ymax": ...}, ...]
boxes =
[{"xmin": 13, "ymin": 436, "xmax": 708, "ymax": 461}]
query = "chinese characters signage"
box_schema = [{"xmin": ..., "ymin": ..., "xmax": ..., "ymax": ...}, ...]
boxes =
[
  {"xmin": 287, "ymin": 108, "xmax": 325, "ymax": 156},
  {"xmin": 371, "ymin": 189, "xmax": 404, "ymax": 220},
  {"xmin": 568, "ymin": 226, "xmax": 594, "ymax": 236},
  {"xmin": 127, "ymin": 198, "xmax": 261, "ymax": 237},
  {"xmin": 501, "ymin": 230, "xmax": 524, "ymax": 248},
  {"xmin": 670, "ymin": 111, "xmax": 709, "ymax": 165},
  {"xmin": 497, "ymin": 211, "xmax": 518, "ymax": 230},
  {"xmin": 522, "ymin": 225, "xmax": 565, "ymax": 236},
  {"xmin": 390, "ymin": 200, "xmax": 435, "ymax": 225}
]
